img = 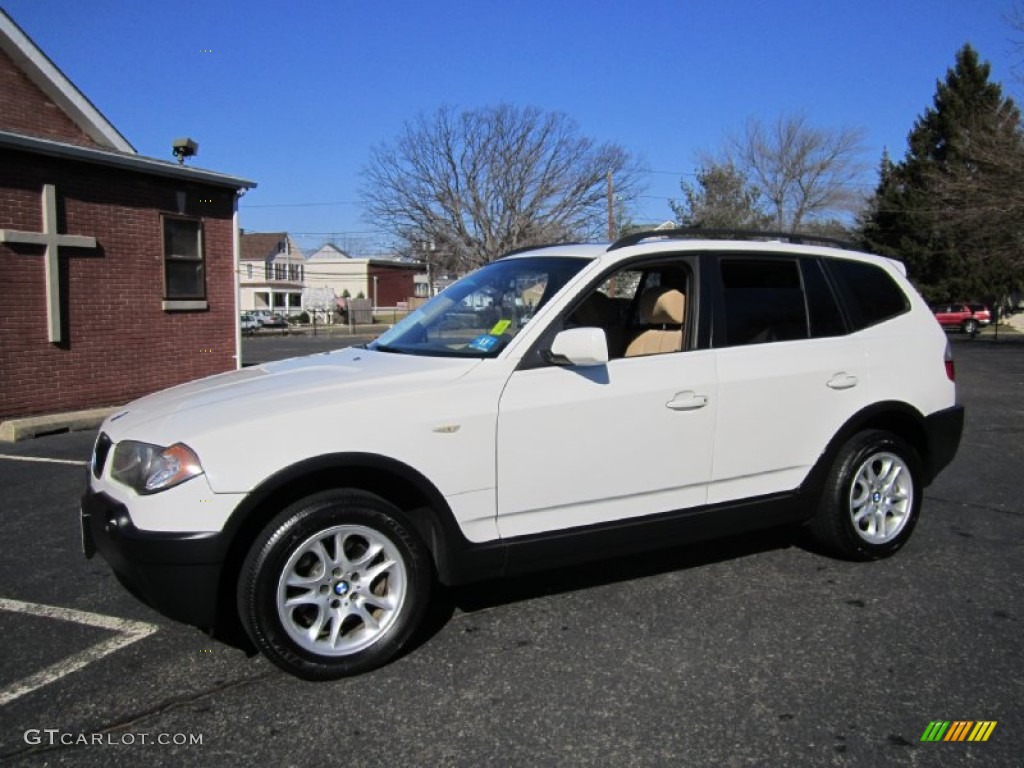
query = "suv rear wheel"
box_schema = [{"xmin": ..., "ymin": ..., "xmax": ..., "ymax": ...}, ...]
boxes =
[
  {"xmin": 810, "ymin": 430, "xmax": 922, "ymax": 560},
  {"xmin": 238, "ymin": 489, "xmax": 431, "ymax": 679}
]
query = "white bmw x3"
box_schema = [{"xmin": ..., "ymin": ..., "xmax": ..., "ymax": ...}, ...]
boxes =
[{"xmin": 82, "ymin": 230, "xmax": 964, "ymax": 679}]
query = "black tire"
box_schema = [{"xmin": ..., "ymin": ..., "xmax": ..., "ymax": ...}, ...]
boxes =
[
  {"xmin": 809, "ymin": 430, "xmax": 922, "ymax": 561},
  {"xmin": 238, "ymin": 489, "xmax": 431, "ymax": 680},
  {"xmin": 963, "ymin": 318, "xmax": 978, "ymax": 336}
]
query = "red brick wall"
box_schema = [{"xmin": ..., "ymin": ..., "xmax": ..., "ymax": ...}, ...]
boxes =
[
  {"xmin": 368, "ymin": 264, "xmax": 418, "ymax": 306},
  {"xmin": 0, "ymin": 148, "xmax": 239, "ymax": 420},
  {"xmin": 0, "ymin": 47, "xmax": 102, "ymax": 148}
]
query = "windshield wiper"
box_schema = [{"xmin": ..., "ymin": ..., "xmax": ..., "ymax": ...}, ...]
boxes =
[{"xmin": 371, "ymin": 343, "xmax": 408, "ymax": 355}]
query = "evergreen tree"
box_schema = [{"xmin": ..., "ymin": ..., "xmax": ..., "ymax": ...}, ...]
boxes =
[
  {"xmin": 861, "ymin": 45, "xmax": 1024, "ymax": 305},
  {"xmin": 670, "ymin": 163, "xmax": 771, "ymax": 230}
]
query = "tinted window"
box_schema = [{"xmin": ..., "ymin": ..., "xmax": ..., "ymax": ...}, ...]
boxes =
[
  {"xmin": 801, "ymin": 258, "xmax": 846, "ymax": 338},
  {"xmin": 719, "ymin": 259, "xmax": 807, "ymax": 346},
  {"xmin": 827, "ymin": 258, "xmax": 910, "ymax": 331}
]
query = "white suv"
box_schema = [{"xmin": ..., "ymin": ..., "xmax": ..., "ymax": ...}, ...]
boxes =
[{"xmin": 82, "ymin": 230, "xmax": 964, "ymax": 679}]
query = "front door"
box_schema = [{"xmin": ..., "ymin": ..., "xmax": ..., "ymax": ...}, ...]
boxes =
[{"xmin": 495, "ymin": 350, "xmax": 718, "ymax": 538}]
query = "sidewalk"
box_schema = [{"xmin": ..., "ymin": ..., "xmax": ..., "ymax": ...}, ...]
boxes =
[
  {"xmin": 968, "ymin": 313, "xmax": 1024, "ymax": 342},
  {"xmin": 248, "ymin": 322, "xmax": 384, "ymax": 338},
  {"xmin": 0, "ymin": 406, "xmax": 115, "ymax": 442},
  {"xmin": 1003, "ymin": 312, "xmax": 1024, "ymax": 334}
]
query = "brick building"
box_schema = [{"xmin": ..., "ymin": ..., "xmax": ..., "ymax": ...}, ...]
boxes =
[{"xmin": 0, "ymin": 10, "xmax": 254, "ymax": 424}]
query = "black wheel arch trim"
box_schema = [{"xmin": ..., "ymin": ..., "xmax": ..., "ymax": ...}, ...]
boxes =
[
  {"xmin": 812, "ymin": 400, "xmax": 963, "ymax": 489},
  {"xmin": 218, "ymin": 452, "xmax": 506, "ymax": 587}
]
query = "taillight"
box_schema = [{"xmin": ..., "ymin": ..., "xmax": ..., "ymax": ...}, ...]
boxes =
[{"xmin": 944, "ymin": 342, "xmax": 956, "ymax": 382}]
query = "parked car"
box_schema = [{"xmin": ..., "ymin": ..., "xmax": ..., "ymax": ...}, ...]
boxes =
[
  {"xmin": 930, "ymin": 302, "xmax": 988, "ymax": 335},
  {"xmin": 967, "ymin": 303, "xmax": 992, "ymax": 326},
  {"xmin": 260, "ymin": 313, "xmax": 288, "ymax": 328},
  {"xmin": 240, "ymin": 313, "xmax": 261, "ymax": 333},
  {"xmin": 82, "ymin": 230, "xmax": 964, "ymax": 680}
]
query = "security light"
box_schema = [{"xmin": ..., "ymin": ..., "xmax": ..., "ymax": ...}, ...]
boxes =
[{"xmin": 172, "ymin": 137, "xmax": 198, "ymax": 164}]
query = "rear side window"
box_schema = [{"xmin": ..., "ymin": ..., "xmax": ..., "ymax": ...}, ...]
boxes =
[
  {"xmin": 718, "ymin": 259, "xmax": 807, "ymax": 346},
  {"xmin": 827, "ymin": 258, "xmax": 910, "ymax": 331},
  {"xmin": 801, "ymin": 258, "xmax": 846, "ymax": 338}
]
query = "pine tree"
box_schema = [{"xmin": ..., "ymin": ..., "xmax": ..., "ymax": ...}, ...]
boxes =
[
  {"xmin": 670, "ymin": 163, "xmax": 771, "ymax": 230},
  {"xmin": 861, "ymin": 45, "xmax": 1024, "ymax": 305}
]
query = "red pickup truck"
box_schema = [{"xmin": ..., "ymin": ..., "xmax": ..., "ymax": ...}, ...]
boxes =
[{"xmin": 930, "ymin": 303, "xmax": 991, "ymax": 335}]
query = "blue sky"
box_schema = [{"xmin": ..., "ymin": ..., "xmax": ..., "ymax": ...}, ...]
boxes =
[{"xmin": 5, "ymin": 0, "xmax": 1021, "ymax": 254}]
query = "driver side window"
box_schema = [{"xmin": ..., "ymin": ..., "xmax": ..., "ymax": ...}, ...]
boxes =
[{"xmin": 567, "ymin": 262, "xmax": 691, "ymax": 359}]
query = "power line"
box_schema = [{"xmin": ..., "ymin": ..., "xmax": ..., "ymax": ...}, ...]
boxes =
[
  {"xmin": 643, "ymin": 167, "xmax": 878, "ymax": 191},
  {"xmin": 279, "ymin": 230, "xmax": 391, "ymax": 236},
  {"xmin": 241, "ymin": 200, "xmax": 362, "ymax": 208}
]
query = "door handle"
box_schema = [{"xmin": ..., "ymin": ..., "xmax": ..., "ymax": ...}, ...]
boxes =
[
  {"xmin": 666, "ymin": 391, "xmax": 708, "ymax": 410},
  {"xmin": 827, "ymin": 373, "xmax": 859, "ymax": 390}
]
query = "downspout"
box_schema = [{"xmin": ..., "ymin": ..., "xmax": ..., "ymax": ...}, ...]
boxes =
[{"xmin": 232, "ymin": 189, "xmax": 244, "ymax": 370}]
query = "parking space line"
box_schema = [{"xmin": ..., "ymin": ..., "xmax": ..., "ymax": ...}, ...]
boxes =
[
  {"xmin": 0, "ymin": 598, "xmax": 158, "ymax": 707},
  {"xmin": 0, "ymin": 454, "xmax": 88, "ymax": 467}
]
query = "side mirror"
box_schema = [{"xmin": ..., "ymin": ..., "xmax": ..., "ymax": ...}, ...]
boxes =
[{"xmin": 547, "ymin": 327, "xmax": 609, "ymax": 367}]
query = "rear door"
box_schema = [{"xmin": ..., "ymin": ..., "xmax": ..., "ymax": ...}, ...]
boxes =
[{"xmin": 707, "ymin": 254, "xmax": 870, "ymax": 504}]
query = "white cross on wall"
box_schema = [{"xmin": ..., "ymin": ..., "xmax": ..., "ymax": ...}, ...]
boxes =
[{"xmin": 0, "ymin": 184, "xmax": 98, "ymax": 343}]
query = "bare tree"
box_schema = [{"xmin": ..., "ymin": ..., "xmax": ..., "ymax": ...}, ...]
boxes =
[
  {"xmin": 329, "ymin": 234, "xmax": 373, "ymax": 258},
  {"xmin": 1009, "ymin": 1, "xmax": 1024, "ymax": 86},
  {"xmin": 361, "ymin": 104, "xmax": 642, "ymax": 271},
  {"xmin": 717, "ymin": 114, "xmax": 867, "ymax": 232}
]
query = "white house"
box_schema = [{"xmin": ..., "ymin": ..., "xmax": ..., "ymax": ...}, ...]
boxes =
[
  {"xmin": 239, "ymin": 231, "xmax": 305, "ymax": 315},
  {"xmin": 305, "ymin": 243, "xmax": 422, "ymax": 307}
]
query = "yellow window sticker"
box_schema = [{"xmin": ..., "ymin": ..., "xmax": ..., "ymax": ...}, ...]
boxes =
[{"xmin": 489, "ymin": 319, "xmax": 512, "ymax": 336}]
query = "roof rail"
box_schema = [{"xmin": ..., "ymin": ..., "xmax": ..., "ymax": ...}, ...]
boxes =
[
  {"xmin": 498, "ymin": 241, "xmax": 581, "ymax": 258},
  {"xmin": 607, "ymin": 227, "xmax": 856, "ymax": 251}
]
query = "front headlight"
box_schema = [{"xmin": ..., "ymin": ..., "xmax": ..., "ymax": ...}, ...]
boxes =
[{"xmin": 110, "ymin": 441, "xmax": 204, "ymax": 494}]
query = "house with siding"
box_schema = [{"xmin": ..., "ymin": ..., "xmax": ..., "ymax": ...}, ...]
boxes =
[
  {"xmin": 239, "ymin": 231, "xmax": 305, "ymax": 315},
  {"xmin": 305, "ymin": 243, "xmax": 422, "ymax": 307},
  {"xmin": 0, "ymin": 9, "xmax": 254, "ymax": 429}
]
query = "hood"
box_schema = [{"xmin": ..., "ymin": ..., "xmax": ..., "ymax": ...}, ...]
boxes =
[{"xmin": 102, "ymin": 347, "xmax": 481, "ymax": 443}]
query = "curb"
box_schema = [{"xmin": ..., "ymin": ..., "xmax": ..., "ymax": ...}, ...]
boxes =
[{"xmin": 0, "ymin": 407, "xmax": 115, "ymax": 443}]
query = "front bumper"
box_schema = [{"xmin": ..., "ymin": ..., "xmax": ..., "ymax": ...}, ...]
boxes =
[{"xmin": 81, "ymin": 489, "xmax": 228, "ymax": 629}]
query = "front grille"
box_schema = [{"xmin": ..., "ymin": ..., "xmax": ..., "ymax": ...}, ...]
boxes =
[{"xmin": 92, "ymin": 432, "xmax": 112, "ymax": 479}]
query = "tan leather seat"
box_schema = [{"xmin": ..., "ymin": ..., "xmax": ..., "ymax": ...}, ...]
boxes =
[{"xmin": 624, "ymin": 288, "xmax": 685, "ymax": 357}]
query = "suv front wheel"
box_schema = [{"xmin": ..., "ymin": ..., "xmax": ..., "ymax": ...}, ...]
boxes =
[
  {"xmin": 810, "ymin": 430, "xmax": 922, "ymax": 560},
  {"xmin": 238, "ymin": 489, "xmax": 431, "ymax": 680}
]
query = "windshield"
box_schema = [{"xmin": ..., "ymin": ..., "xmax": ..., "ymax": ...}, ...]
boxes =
[{"xmin": 370, "ymin": 256, "xmax": 588, "ymax": 357}]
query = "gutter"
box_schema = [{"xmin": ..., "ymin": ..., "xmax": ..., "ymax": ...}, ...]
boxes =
[{"xmin": 0, "ymin": 130, "xmax": 256, "ymax": 190}]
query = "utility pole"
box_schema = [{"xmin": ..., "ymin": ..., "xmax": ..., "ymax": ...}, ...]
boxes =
[{"xmin": 606, "ymin": 171, "xmax": 614, "ymax": 241}]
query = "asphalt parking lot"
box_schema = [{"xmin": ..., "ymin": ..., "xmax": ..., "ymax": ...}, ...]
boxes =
[
  {"xmin": 0, "ymin": 338, "xmax": 1021, "ymax": 767},
  {"xmin": 240, "ymin": 328, "xmax": 381, "ymax": 366}
]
